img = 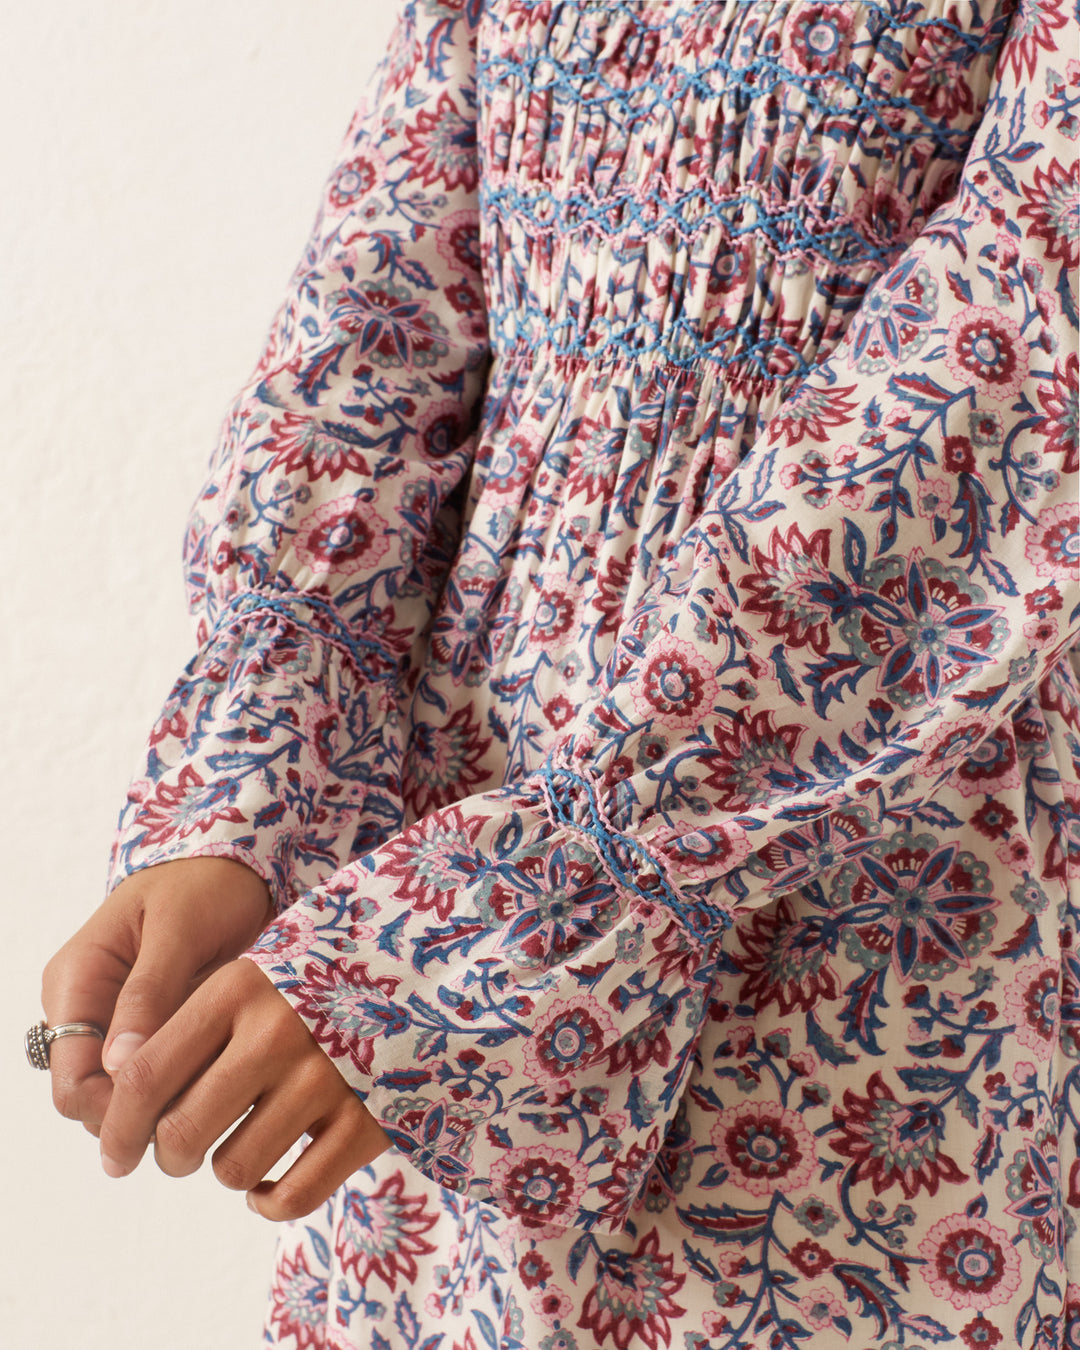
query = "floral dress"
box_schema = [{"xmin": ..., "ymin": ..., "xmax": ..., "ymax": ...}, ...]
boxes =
[{"xmin": 108, "ymin": 0, "xmax": 1080, "ymax": 1346}]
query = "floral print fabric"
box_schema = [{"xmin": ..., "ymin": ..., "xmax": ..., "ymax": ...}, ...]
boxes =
[{"xmin": 109, "ymin": 1, "xmax": 1080, "ymax": 1346}]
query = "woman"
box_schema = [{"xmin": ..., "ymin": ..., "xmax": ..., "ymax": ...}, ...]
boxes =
[{"xmin": 38, "ymin": 0, "xmax": 1080, "ymax": 1346}]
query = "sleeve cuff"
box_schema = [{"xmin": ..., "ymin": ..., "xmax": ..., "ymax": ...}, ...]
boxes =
[
  {"xmin": 244, "ymin": 781, "xmax": 727, "ymax": 1232},
  {"xmin": 108, "ymin": 589, "xmax": 402, "ymax": 911}
]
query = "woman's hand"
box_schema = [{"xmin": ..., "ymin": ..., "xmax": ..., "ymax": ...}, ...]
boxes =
[
  {"xmin": 41, "ymin": 857, "xmax": 274, "ymax": 1135},
  {"xmin": 96, "ymin": 957, "xmax": 391, "ymax": 1219}
]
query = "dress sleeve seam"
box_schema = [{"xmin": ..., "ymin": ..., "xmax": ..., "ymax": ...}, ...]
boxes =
[
  {"xmin": 209, "ymin": 588, "xmax": 401, "ymax": 684},
  {"xmin": 537, "ymin": 758, "xmax": 734, "ymax": 937}
]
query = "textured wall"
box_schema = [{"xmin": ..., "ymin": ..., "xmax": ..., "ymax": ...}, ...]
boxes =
[{"xmin": 2, "ymin": 3, "xmax": 397, "ymax": 1344}]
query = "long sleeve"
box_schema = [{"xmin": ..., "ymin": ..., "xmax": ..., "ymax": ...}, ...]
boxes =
[
  {"xmin": 247, "ymin": 3, "xmax": 1079, "ymax": 1235},
  {"xmin": 108, "ymin": 0, "xmax": 489, "ymax": 908}
]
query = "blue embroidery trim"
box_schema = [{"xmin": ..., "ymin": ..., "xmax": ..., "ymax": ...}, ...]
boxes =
[
  {"xmin": 211, "ymin": 590, "xmax": 398, "ymax": 682},
  {"xmin": 538, "ymin": 760, "xmax": 733, "ymax": 933}
]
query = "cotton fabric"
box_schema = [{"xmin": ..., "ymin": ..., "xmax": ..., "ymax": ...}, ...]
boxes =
[{"xmin": 109, "ymin": 1, "xmax": 1080, "ymax": 1346}]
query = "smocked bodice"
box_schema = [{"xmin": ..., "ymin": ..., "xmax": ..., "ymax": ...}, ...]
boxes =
[{"xmin": 479, "ymin": 0, "xmax": 1011, "ymax": 380}]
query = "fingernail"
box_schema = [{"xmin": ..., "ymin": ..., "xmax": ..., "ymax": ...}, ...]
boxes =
[
  {"xmin": 102, "ymin": 1154, "xmax": 127, "ymax": 1179},
  {"xmin": 104, "ymin": 1032, "xmax": 146, "ymax": 1074},
  {"xmin": 246, "ymin": 1192, "xmax": 260, "ymax": 1215}
]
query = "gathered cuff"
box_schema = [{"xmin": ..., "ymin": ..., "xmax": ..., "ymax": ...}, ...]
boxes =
[
  {"xmin": 245, "ymin": 783, "xmax": 725, "ymax": 1232},
  {"xmin": 108, "ymin": 590, "xmax": 402, "ymax": 912}
]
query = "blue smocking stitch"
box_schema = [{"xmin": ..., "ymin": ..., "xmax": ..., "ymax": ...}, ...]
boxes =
[
  {"xmin": 487, "ymin": 308, "xmax": 817, "ymax": 377},
  {"xmin": 212, "ymin": 590, "xmax": 398, "ymax": 683},
  {"xmin": 538, "ymin": 759, "xmax": 733, "ymax": 933}
]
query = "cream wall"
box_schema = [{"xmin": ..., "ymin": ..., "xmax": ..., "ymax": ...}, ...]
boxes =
[{"xmin": 2, "ymin": 3, "xmax": 397, "ymax": 1344}]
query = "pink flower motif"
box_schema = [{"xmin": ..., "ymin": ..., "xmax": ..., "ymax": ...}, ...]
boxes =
[
  {"xmin": 995, "ymin": 835, "xmax": 1035, "ymax": 876},
  {"xmin": 529, "ymin": 1286, "xmax": 574, "ymax": 1326},
  {"xmin": 520, "ymin": 994, "xmax": 618, "ymax": 1085},
  {"xmin": 489, "ymin": 1147, "xmax": 589, "ymax": 1223},
  {"xmin": 434, "ymin": 209, "xmax": 482, "ymax": 273},
  {"xmin": 917, "ymin": 476, "xmax": 953, "ymax": 520},
  {"xmin": 255, "ymin": 910, "xmax": 317, "ymax": 964},
  {"xmin": 525, "ymin": 575, "xmax": 583, "ymax": 654},
  {"xmin": 1003, "ymin": 958, "xmax": 1060, "ymax": 1053},
  {"xmin": 1024, "ymin": 503, "xmax": 1080, "ymax": 580},
  {"xmin": 918, "ymin": 1213, "xmax": 1023, "ymax": 1310},
  {"xmin": 944, "ymin": 306, "xmax": 1029, "ymax": 400},
  {"xmin": 710, "ymin": 1100, "xmax": 818, "ymax": 1197},
  {"xmin": 1012, "ymin": 1060, "xmax": 1037, "ymax": 1086},
  {"xmin": 798, "ymin": 1287, "xmax": 847, "ymax": 1331},
  {"xmin": 1023, "ymin": 615, "xmax": 1059, "ymax": 645},
  {"xmin": 293, "ymin": 498, "xmax": 391, "ymax": 576},
  {"xmin": 629, "ymin": 635, "xmax": 719, "ymax": 729}
]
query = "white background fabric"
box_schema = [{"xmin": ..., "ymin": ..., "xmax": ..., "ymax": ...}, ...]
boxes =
[{"xmin": 2, "ymin": 3, "xmax": 394, "ymax": 1344}]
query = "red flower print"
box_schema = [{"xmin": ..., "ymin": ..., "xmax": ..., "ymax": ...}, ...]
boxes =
[
  {"xmin": 288, "ymin": 957, "xmax": 404, "ymax": 1076},
  {"xmin": 327, "ymin": 149, "xmax": 384, "ymax": 210},
  {"xmin": 416, "ymin": 398, "xmax": 470, "ymax": 459},
  {"xmin": 901, "ymin": 22, "xmax": 976, "ymax": 118},
  {"xmin": 944, "ymin": 306, "xmax": 1029, "ymax": 400},
  {"xmin": 334, "ymin": 1171, "xmax": 440, "ymax": 1291},
  {"xmin": 544, "ymin": 692, "xmax": 576, "ymax": 729},
  {"xmin": 710, "ymin": 1100, "xmax": 818, "ymax": 1197},
  {"xmin": 518, "ymin": 1250, "xmax": 552, "ymax": 1289},
  {"xmin": 435, "ymin": 209, "xmax": 482, "ymax": 273},
  {"xmin": 783, "ymin": 5, "xmax": 853, "ymax": 75},
  {"xmin": 267, "ymin": 1247, "xmax": 328, "ymax": 1350},
  {"xmin": 942, "ymin": 436, "xmax": 977, "ymax": 474},
  {"xmin": 703, "ymin": 708, "xmax": 805, "ymax": 809},
  {"xmin": 950, "ymin": 724, "xmax": 1021, "ymax": 798},
  {"xmin": 959, "ymin": 1314, "xmax": 1004, "ymax": 1349},
  {"xmin": 293, "ymin": 497, "xmax": 391, "ymax": 576},
  {"xmin": 578, "ymin": 1232, "xmax": 687, "ymax": 1350},
  {"xmin": 1019, "ymin": 156, "xmax": 1080, "ymax": 269},
  {"xmin": 521, "ymin": 994, "xmax": 616, "ymax": 1083},
  {"xmin": 376, "ymin": 803, "xmax": 489, "ymax": 921},
  {"xmin": 970, "ymin": 799, "xmax": 1019, "ymax": 839},
  {"xmin": 770, "ymin": 382, "xmax": 858, "ymax": 448},
  {"xmin": 593, "ymin": 545, "xmax": 637, "ymax": 637},
  {"xmin": 264, "ymin": 410, "xmax": 373, "ymax": 482},
  {"xmin": 130, "ymin": 765, "xmax": 246, "ymax": 847},
  {"xmin": 1025, "ymin": 502, "xmax": 1080, "ymax": 581},
  {"xmin": 405, "ymin": 702, "xmax": 493, "ymax": 817},
  {"xmin": 733, "ymin": 896, "xmax": 840, "ymax": 1015},
  {"xmin": 789, "ymin": 1239, "xmax": 835, "ymax": 1278},
  {"xmin": 489, "ymin": 1148, "xmax": 588, "ymax": 1223},
  {"xmin": 1002, "ymin": 0, "xmax": 1069, "ymax": 83},
  {"xmin": 829, "ymin": 1070, "xmax": 968, "ymax": 1198},
  {"xmin": 741, "ymin": 522, "xmax": 834, "ymax": 655},
  {"xmin": 917, "ymin": 1213, "xmax": 1023, "ymax": 1310},
  {"xmin": 629, "ymin": 635, "xmax": 719, "ymax": 729},
  {"xmin": 526, "ymin": 576, "xmax": 582, "ymax": 653},
  {"xmin": 402, "ymin": 91, "xmax": 479, "ymax": 192},
  {"xmin": 1002, "ymin": 958, "xmax": 1060, "ymax": 1053},
  {"xmin": 1034, "ymin": 352, "xmax": 1078, "ymax": 473}
]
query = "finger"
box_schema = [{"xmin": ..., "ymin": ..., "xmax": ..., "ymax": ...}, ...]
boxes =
[
  {"xmin": 208, "ymin": 1079, "xmax": 327, "ymax": 1193},
  {"xmin": 99, "ymin": 984, "xmax": 234, "ymax": 1178},
  {"xmin": 152, "ymin": 1049, "xmax": 303, "ymax": 1181},
  {"xmin": 42, "ymin": 934, "xmax": 131, "ymax": 1130},
  {"xmin": 246, "ymin": 1100, "xmax": 391, "ymax": 1222},
  {"xmin": 102, "ymin": 912, "xmax": 207, "ymax": 1076}
]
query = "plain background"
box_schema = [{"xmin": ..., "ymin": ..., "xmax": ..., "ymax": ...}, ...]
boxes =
[{"xmin": 2, "ymin": 2, "xmax": 399, "ymax": 1344}]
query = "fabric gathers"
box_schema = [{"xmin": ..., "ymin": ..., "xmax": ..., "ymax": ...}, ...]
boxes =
[{"xmin": 110, "ymin": 1, "xmax": 1080, "ymax": 1346}]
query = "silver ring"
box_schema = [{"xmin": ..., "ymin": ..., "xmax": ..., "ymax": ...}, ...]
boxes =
[{"xmin": 25, "ymin": 1020, "xmax": 106, "ymax": 1070}]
